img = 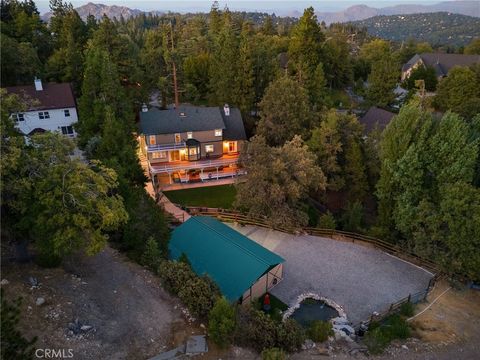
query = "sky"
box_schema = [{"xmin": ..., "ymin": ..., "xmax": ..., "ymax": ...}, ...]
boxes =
[{"xmin": 35, "ymin": 0, "xmax": 443, "ymax": 14}]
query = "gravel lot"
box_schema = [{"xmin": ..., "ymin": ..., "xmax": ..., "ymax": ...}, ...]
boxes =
[{"xmin": 229, "ymin": 224, "xmax": 434, "ymax": 325}]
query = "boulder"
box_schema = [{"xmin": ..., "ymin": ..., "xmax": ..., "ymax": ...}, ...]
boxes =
[
  {"xmin": 36, "ymin": 297, "xmax": 45, "ymax": 306},
  {"xmin": 0, "ymin": 279, "xmax": 9, "ymax": 286}
]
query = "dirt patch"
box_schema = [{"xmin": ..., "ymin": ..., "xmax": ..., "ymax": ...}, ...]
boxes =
[{"xmin": 1, "ymin": 246, "xmax": 193, "ymax": 360}]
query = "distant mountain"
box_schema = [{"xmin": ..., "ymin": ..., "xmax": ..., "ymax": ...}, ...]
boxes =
[
  {"xmin": 42, "ymin": 2, "xmax": 150, "ymax": 21},
  {"xmin": 350, "ymin": 12, "xmax": 480, "ymax": 46},
  {"xmin": 316, "ymin": 1, "xmax": 480, "ymax": 25}
]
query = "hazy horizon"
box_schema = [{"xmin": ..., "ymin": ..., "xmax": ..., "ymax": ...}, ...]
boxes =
[{"xmin": 35, "ymin": 0, "xmax": 445, "ymax": 15}]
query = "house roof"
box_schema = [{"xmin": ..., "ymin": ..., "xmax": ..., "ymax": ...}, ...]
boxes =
[
  {"xmin": 360, "ymin": 107, "xmax": 396, "ymax": 133},
  {"xmin": 403, "ymin": 53, "xmax": 480, "ymax": 77},
  {"xmin": 5, "ymin": 82, "xmax": 76, "ymax": 111},
  {"xmin": 139, "ymin": 104, "xmax": 246, "ymax": 140},
  {"xmin": 169, "ymin": 216, "xmax": 285, "ymax": 302}
]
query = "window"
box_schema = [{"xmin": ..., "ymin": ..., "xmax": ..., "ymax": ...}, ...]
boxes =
[
  {"xmin": 174, "ymin": 133, "xmax": 181, "ymax": 143},
  {"xmin": 149, "ymin": 135, "xmax": 156, "ymax": 145},
  {"xmin": 205, "ymin": 144, "xmax": 214, "ymax": 153},
  {"xmin": 13, "ymin": 113, "xmax": 24, "ymax": 121},
  {"xmin": 188, "ymin": 147, "xmax": 197, "ymax": 156},
  {"xmin": 152, "ymin": 151, "xmax": 167, "ymax": 159},
  {"xmin": 61, "ymin": 126, "xmax": 74, "ymax": 135},
  {"xmin": 38, "ymin": 111, "xmax": 50, "ymax": 119},
  {"xmin": 187, "ymin": 132, "xmax": 193, "ymax": 139},
  {"xmin": 64, "ymin": 109, "xmax": 70, "ymax": 117},
  {"xmin": 215, "ymin": 129, "xmax": 222, "ymax": 137}
]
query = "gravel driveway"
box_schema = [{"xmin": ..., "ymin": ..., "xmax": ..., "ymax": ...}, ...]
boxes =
[{"xmin": 229, "ymin": 224, "xmax": 434, "ymax": 325}]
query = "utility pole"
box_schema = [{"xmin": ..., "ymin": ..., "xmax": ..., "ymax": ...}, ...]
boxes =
[{"xmin": 170, "ymin": 20, "xmax": 179, "ymax": 108}]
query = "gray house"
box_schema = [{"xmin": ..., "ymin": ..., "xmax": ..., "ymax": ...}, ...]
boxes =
[{"xmin": 139, "ymin": 104, "xmax": 247, "ymax": 186}]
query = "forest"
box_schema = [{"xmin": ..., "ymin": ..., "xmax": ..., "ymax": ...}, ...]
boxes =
[{"xmin": 1, "ymin": 0, "xmax": 480, "ymax": 282}]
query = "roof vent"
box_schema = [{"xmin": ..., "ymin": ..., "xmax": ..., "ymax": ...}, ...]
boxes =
[
  {"xmin": 224, "ymin": 104, "xmax": 230, "ymax": 116},
  {"xmin": 179, "ymin": 112, "xmax": 186, "ymax": 118},
  {"xmin": 141, "ymin": 104, "xmax": 148, "ymax": 112},
  {"xmin": 34, "ymin": 77, "xmax": 43, "ymax": 91}
]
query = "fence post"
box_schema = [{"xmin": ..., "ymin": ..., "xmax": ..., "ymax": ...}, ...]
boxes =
[
  {"xmin": 389, "ymin": 303, "xmax": 393, "ymax": 312},
  {"xmin": 407, "ymin": 294, "xmax": 411, "ymax": 303}
]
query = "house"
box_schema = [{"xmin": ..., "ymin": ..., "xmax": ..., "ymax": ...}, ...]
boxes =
[
  {"xmin": 139, "ymin": 104, "xmax": 247, "ymax": 187},
  {"xmin": 360, "ymin": 107, "xmax": 396, "ymax": 134},
  {"xmin": 401, "ymin": 53, "xmax": 480, "ymax": 81},
  {"xmin": 169, "ymin": 216, "xmax": 285, "ymax": 303},
  {"xmin": 5, "ymin": 78, "xmax": 78, "ymax": 137}
]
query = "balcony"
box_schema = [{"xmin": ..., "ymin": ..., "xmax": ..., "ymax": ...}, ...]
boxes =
[
  {"xmin": 147, "ymin": 142, "xmax": 186, "ymax": 152},
  {"xmin": 149, "ymin": 154, "xmax": 240, "ymax": 174}
]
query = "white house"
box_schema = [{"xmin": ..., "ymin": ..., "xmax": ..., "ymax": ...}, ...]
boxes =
[{"xmin": 5, "ymin": 78, "xmax": 78, "ymax": 137}]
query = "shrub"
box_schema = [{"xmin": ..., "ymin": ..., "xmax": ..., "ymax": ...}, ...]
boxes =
[
  {"xmin": 140, "ymin": 237, "xmax": 162, "ymax": 271},
  {"xmin": 399, "ymin": 302, "xmax": 415, "ymax": 317},
  {"xmin": 178, "ymin": 275, "xmax": 220, "ymax": 318},
  {"xmin": 276, "ymin": 319, "xmax": 305, "ymax": 352},
  {"xmin": 208, "ymin": 297, "xmax": 236, "ymax": 348},
  {"xmin": 307, "ymin": 320, "xmax": 333, "ymax": 342},
  {"xmin": 235, "ymin": 306, "xmax": 277, "ymax": 352},
  {"xmin": 158, "ymin": 260, "xmax": 195, "ymax": 294},
  {"xmin": 341, "ymin": 201, "xmax": 363, "ymax": 232},
  {"xmin": 261, "ymin": 348, "xmax": 286, "ymax": 360},
  {"xmin": 364, "ymin": 314, "xmax": 411, "ymax": 354},
  {"xmin": 318, "ymin": 211, "xmax": 336, "ymax": 229},
  {"xmin": 1, "ymin": 290, "xmax": 37, "ymax": 359}
]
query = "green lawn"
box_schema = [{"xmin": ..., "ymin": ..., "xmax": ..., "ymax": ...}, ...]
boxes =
[{"xmin": 164, "ymin": 185, "xmax": 237, "ymax": 209}]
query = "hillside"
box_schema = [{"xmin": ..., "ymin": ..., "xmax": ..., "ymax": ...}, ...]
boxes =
[
  {"xmin": 350, "ymin": 12, "xmax": 480, "ymax": 46},
  {"xmin": 315, "ymin": 1, "xmax": 480, "ymax": 25},
  {"xmin": 42, "ymin": 2, "xmax": 149, "ymax": 21}
]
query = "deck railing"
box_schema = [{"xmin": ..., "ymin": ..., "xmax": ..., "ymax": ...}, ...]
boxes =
[
  {"xmin": 150, "ymin": 157, "xmax": 240, "ymax": 174},
  {"xmin": 147, "ymin": 142, "xmax": 186, "ymax": 152}
]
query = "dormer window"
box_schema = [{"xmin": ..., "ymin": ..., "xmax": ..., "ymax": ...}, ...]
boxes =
[
  {"xmin": 174, "ymin": 133, "xmax": 181, "ymax": 143},
  {"xmin": 215, "ymin": 129, "xmax": 222, "ymax": 137},
  {"xmin": 179, "ymin": 112, "xmax": 186, "ymax": 117},
  {"xmin": 187, "ymin": 132, "xmax": 193, "ymax": 139},
  {"xmin": 149, "ymin": 135, "xmax": 156, "ymax": 145}
]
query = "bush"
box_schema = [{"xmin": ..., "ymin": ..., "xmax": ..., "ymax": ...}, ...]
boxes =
[
  {"xmin": 158, "ymin": 260, "xmax": 195, "ymax": 294},
  {"xmin": 276, "ymin": 319, "xmax": 305, "ymax": 352},
  {"xmin": 235, "ymin": 306, "xmax": 277, "ymax": 352},
  {"xmin": 140, "ymin": 237, "xmax": 162, "ymax": 271},
  {"xmin": 307, "ymin": 320, "xmax": 333, "ymax": 342},
  {"xmin": 364, "ymin": 314, "xmax": 411, "ymax": 354},
  {"xmin": 208, "ymin": 297, "xmax": 236, "ymax": 348},
  {"xmin": 399, "ymin": 302, "xmax": 415, "ymax": 317},
  {"xmin": 178, "ymin": 275, "xmax": 220, "ymax": 318},
  {"xmin": 341, "ymin": 201, "xmax": 363, "ymax": 232},
  {"xmin": 1, "ymin": 290, "xmax": 37, "ymax": 359},
  {"xmin": 318, "ymin": 211, "xmax": 336, "ymax": 229},
  {"xmin": 261, "ymin": 348, "xmax": 286, "ymax": 360}
]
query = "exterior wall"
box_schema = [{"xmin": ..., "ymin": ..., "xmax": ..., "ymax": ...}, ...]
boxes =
[
  {"xmin": 14, "ymin": 107, "xmax": 78, "ymax": 136},
  {"xmin": 401, "ymin": 59, "xmax": 424, "ymax": 81},
  {"xmin": 241, "ymin": 263, "xmax": 284, "ymax": 303}
]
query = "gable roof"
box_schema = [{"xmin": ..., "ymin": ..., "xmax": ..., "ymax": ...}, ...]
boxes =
[
  {"xmin": 221, "ymin": 107, "xmax": 247, "ymax": 141},
  {"xmin": 403, "ymin": 53, "xmax": 480, "ymax": 77},
  {"xmin": 360, "ymin": 107, "xmax": 396, "ymax": 133},
  {"xmin": 5, "ymin": 82, "xmax": 76, "ymax": 111},
  {"xmin": 169, "ymin": 216, "xmax": 285, "ymax": 302}
]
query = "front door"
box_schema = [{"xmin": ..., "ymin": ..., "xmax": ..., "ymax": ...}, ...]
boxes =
[{"xmin": 169, "ymin": 150, "xmax": 181, "ymax": 162}]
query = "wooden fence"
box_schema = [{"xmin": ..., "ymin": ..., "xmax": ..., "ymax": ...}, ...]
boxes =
[{"xmin": 183, "ymin": 206, "xmax": 443, "ymax": 328}]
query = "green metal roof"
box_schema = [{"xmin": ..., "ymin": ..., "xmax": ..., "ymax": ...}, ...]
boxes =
[{"xmin": 169, "ymin": 216, "xmax": 285, "ymax": 302}]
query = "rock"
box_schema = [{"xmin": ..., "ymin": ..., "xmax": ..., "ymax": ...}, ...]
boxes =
[
  {"xmin": 28, "ymin": 277, "xmax": 39, "ymax": 287},
  {"xmin": 317, "ymin": 346, "xmax": 330, "ymax": 356},
  {"xmin": 331, "ymin": 317, "xmax": 349, "ymax": 326},
  {"xmin": 333, "ymin": 324, "xmax": 355, "ymax": 336},
  {"xmin": 0, "ymin": 279, "xmax": 9, "ymax": 286},
  {"xmin": 402, "ymin": 345, "xmax": 409, "ymax": 350},
  {"xmin": 80, "ymin": 325, "xmax": 93, "ymax": 332},
  {"xmin": 302, "ymin": 339, "xmax": 316, "ymax": 350},
  {"xmin": 36, "ymin": 297, "xmax": 45, "ymax": 306},
  {"xmin": 199, "ymin": 323, "xmax": 206, "ymax": 329}
]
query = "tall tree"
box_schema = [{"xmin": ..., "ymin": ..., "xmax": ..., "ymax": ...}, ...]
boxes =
[
  {"xmin": 366, "ymin": 58, "xmax": 399, "ymax": 107},
  {"xmin": 235, "ymin": 135, "xmax": 325, "ymax": 228}
]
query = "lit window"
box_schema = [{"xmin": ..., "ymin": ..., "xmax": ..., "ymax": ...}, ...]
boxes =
[
  {"xmin": 39, "ymin": 111, "xmax": 50, "ymax": 119},
  {"xmin": 174, "ymin": 133, "xmax": 181, "ymax": 143},
  {"xmin": 64, "ymin": 109, "xmax": 70, "ymax": 117},
  {"xmin": 61, "ymin": 126, "xmax": 74, "ymax": 135},
  {"xmin": 228, "ymin": 141, "xmax": 237, "ymax": 152},
  {"xmin": 215, "ymin": 129, "xmax": 222, "ymax": 137},
  {"xmin": 188, "ymin": 147, "xmax": 197, "ymax": 156},
  {"xmin": 149, "ymin": 135, "xmax": 156, "ymax": 145},
  {"xmin": 152, "ymin": 151, "xmax": 167, "ymax": 159},
  {"xmin": 205, "ymin": 144, "xmax": 214, "ymax": 153},
  {"xmin": 187, "ymin": 132, "xmax": 193, "ymax": 139}
]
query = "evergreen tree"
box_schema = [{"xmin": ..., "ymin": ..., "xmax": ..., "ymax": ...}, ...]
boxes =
[{"xmin": 366, "ymin": 58, "xmax": 399, "ymax": 107}]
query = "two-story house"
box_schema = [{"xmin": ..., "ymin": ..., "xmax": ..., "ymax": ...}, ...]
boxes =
[
  {"xmin": 139, "ymin": 104, "xmax": 247, "ymax": 187},
  {"xmin": 5, "ymin": 78, "xmax": 78, "ymax": 137}
]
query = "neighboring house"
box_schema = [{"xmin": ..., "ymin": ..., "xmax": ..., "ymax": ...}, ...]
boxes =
[
  {"xmin": 360, "ymin": 107, "xmax": 396, "ymax": 134},
  {"xmin": 170, "ymin": 216, "xmax": 285, "ymax": 303},
  {"xmin": 5, "ymin": 78, "xmax": 78, "ymax": 137},
  {"xmin": 139, "ymin": 104, "xmax": 247, "ymax": 186},
  {"xmin": 401, "ymin": 53, "xmax": 480, "ymax": 81}
]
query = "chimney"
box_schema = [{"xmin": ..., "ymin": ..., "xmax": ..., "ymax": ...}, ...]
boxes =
[
  {"xmin": 223, "ymin": 104, "xmax": 230, "ymax": 116},
  {"xmin": 34, "ymin": 77, "xmax": 43, "ymax": 91},
  {"xmin": 141, "ymin": 103, "xmax": 148, "ymax": 112}
]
